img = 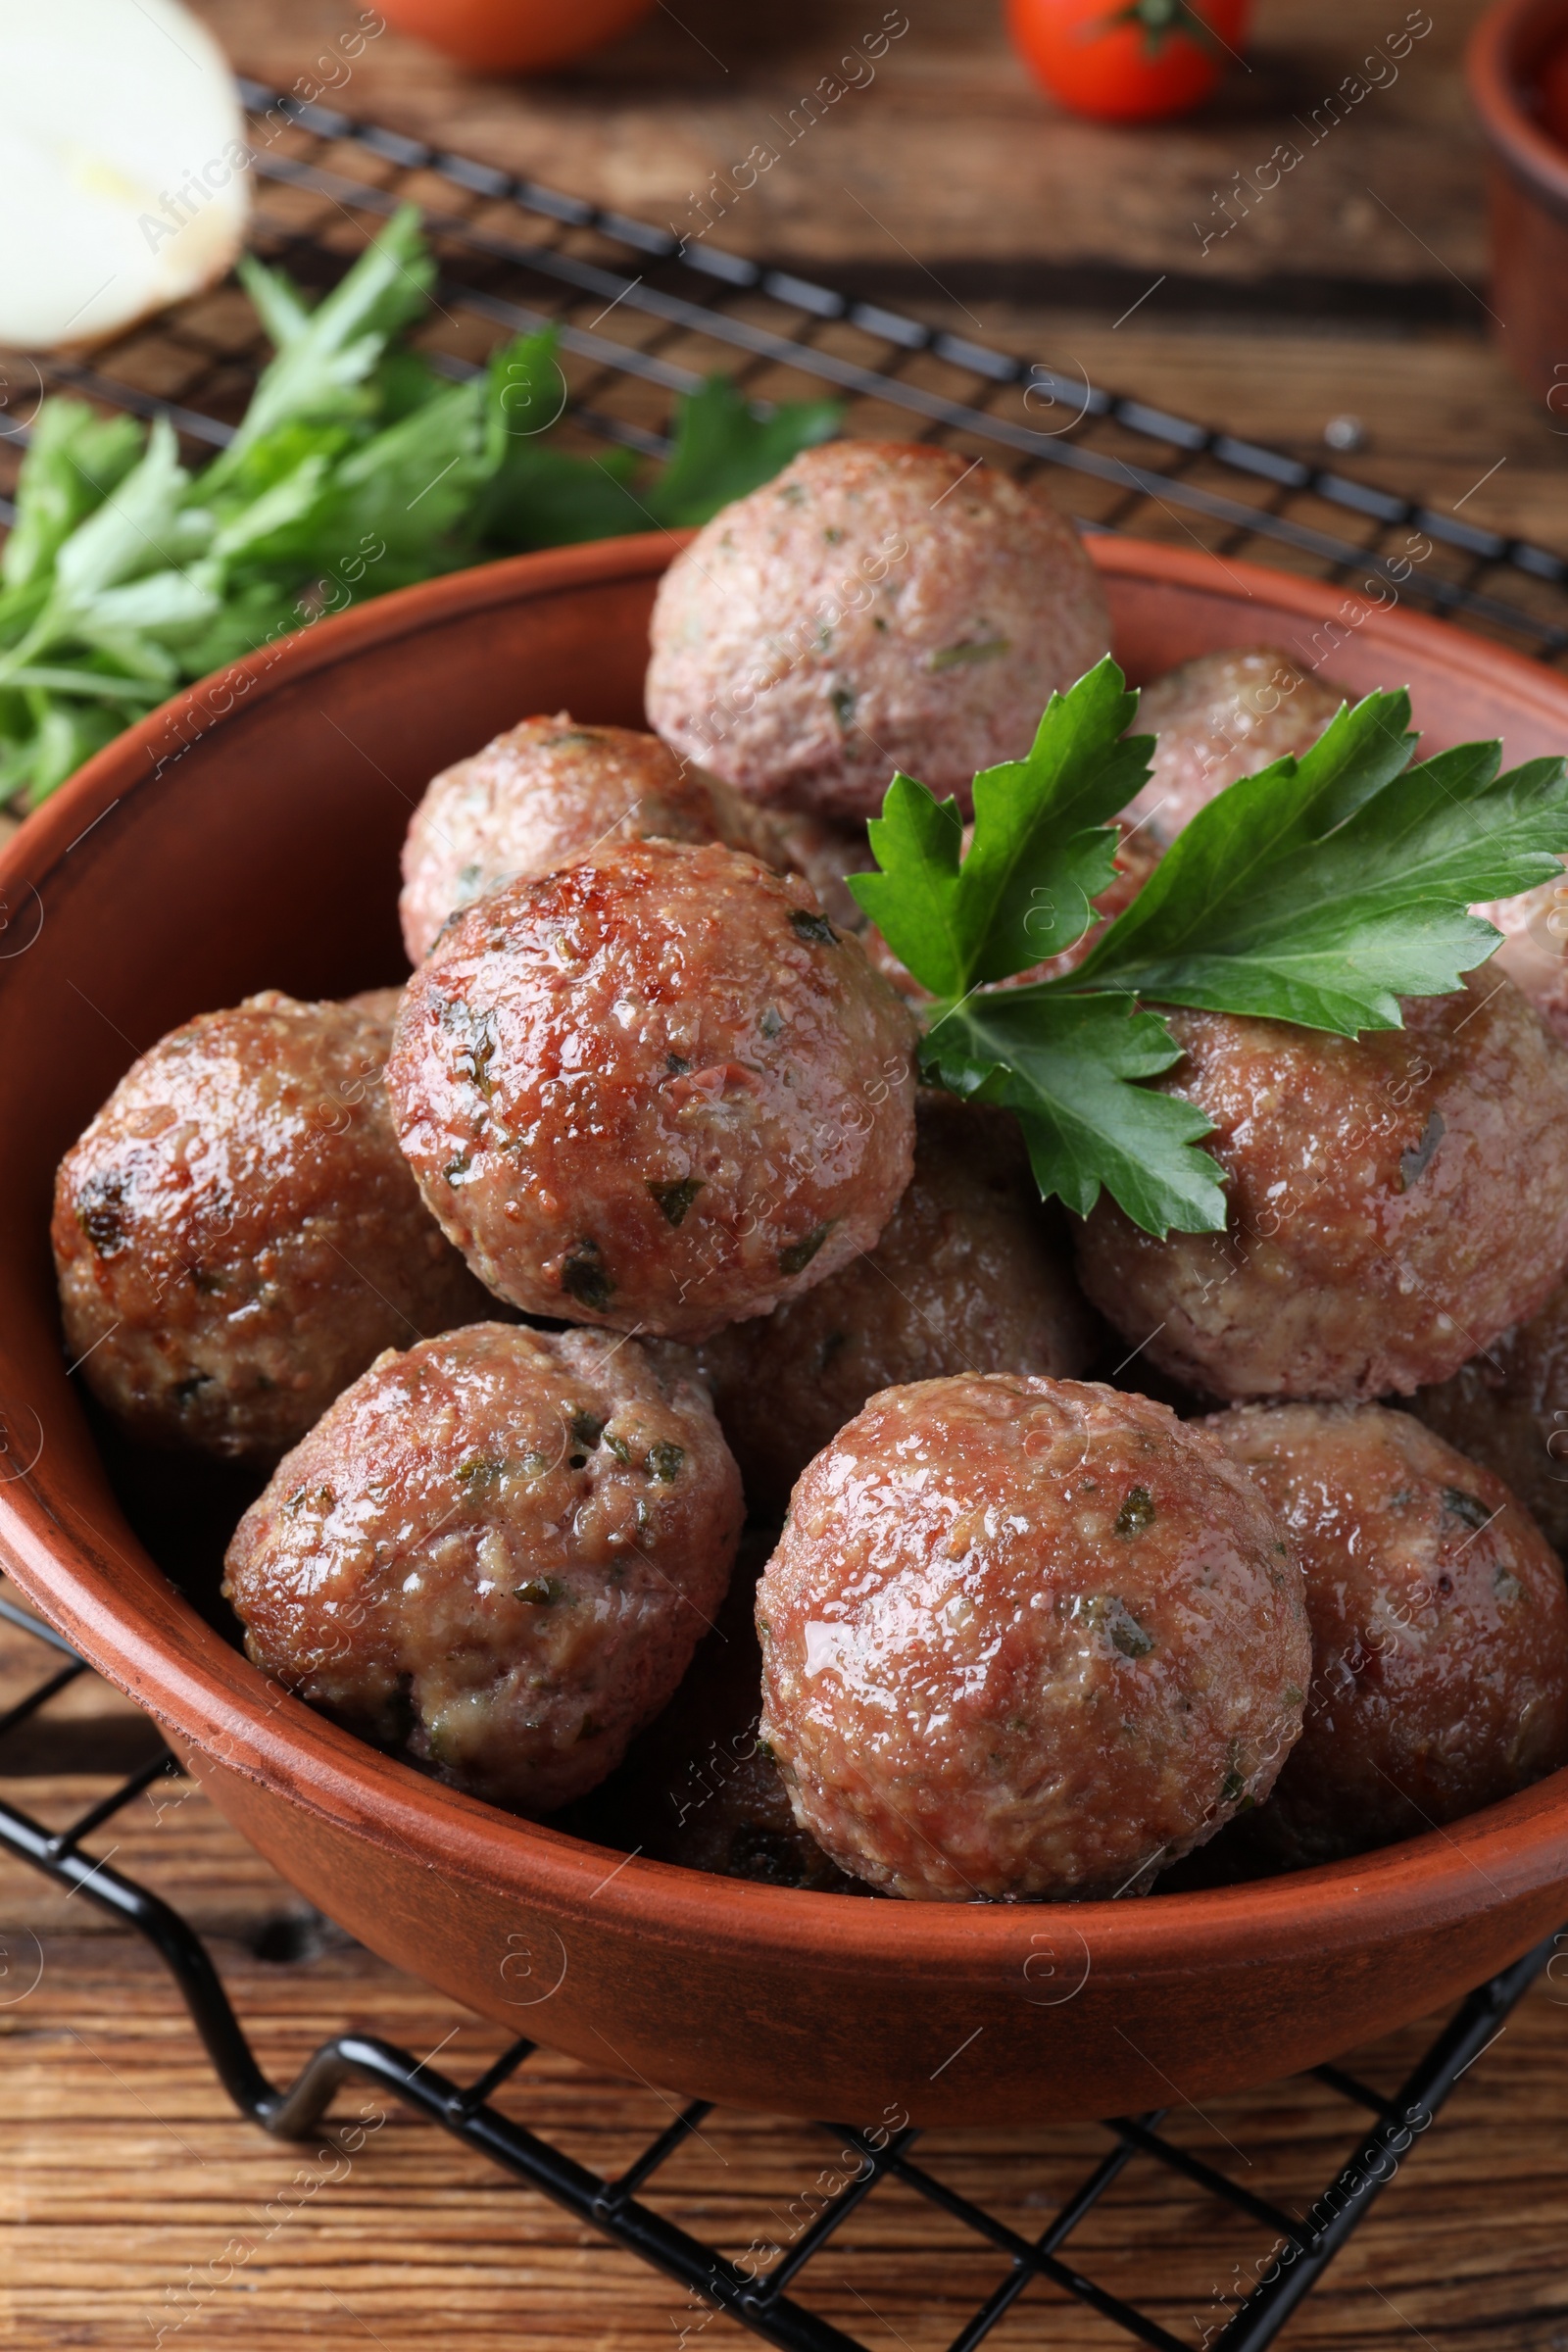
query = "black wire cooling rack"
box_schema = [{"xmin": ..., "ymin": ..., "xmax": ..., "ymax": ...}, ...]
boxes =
[
  {"xmin": 1, "ymin": 84, "xmax": 1566, "ymax": 2352},
  {"xmin": 0, "ymin": 1584, "xmax": 1557, "ymax": 2352},
  {"xmin": 4, "ymin": 74, "xmax": 1568, "ymax": 667}
]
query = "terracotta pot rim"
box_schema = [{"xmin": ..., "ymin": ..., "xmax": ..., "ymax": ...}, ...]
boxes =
[
  {"xmin": 1469, "ymin": 0, "xmax": 1568, "ymax": 218},
  {"xmin": 3, "ymin": 530, "xmax": 1568, "ymax": 1981}
]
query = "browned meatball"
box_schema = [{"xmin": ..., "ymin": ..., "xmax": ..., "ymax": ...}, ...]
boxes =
[
  {"xmin": 387, "ymin": 839, "xmax": 918, "ymax": 1344},
  {"xmin": 646, "ymin": 442, "xmax": 1111, "ymax": 822},
  {"xmin": 1472, "ymin": 863, "xmax": 1568, "ymax": 1046},
  {"xmin": 223, "ymin": 1323, "xmax": 743, "ymax": 1814},
  {"xmin": 696, "ymin": 1095, "xmax": 1096, "ymax": 1515},
  {"xmin": 564, "ymin": 1531, "xmax": 863, "ymax": 1889},
  {"xmin": 757, "ymin": 1377, "xmax": 1309, "ymax": 1901},
  {"xmin": 52, "ymin": 991, "xmax": 495, "ymax": 1464},
  {"xmin": 1120, "ymin": 648, "xmax": 1345, "ymax": 845},
  {"xmin": 1413, "ymin": 1272, "xmax": 1568, "ymax": 1555},
  {"xmin": 1075, "ymin": 973, "xmax": 1568, "ymax": 1401},
  {"xmin": 399, "ymin": 715, "xmax": 720, "ymax": 965},
  {"xmin": 866, "ymin": 819, "xmax": 1159, "ymax": 1003},
  {"xmin": 1205, "ymin": 1401, "xmax": 1568, "ymax": 1865}
]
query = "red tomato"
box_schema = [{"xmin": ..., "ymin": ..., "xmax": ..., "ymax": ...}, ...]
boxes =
[
  {"xmin": 1007, "ymin": 0, "xmax": 1252, "ymax": 123},
  {"xmin": 375, "ymin": 0, "xmax": 654, "ymax": 74},
  {"xmin": 1539, "ymin": 37, "xmax": 1568, "ymax": 150}
]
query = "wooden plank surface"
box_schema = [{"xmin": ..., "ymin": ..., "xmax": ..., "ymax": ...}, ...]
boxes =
[
  {"xmin": 9, "ymin": 4, "xmax": 1568, "ymax": 2344},
  {"xmin": 191, "ymin": 0, "xmax": 1495, "ymax": 299}
]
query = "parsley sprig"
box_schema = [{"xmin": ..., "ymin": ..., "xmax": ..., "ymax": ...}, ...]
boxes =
[
  {"xmin": 0, "ymin": 209, "xmax": 841, "ymax": 812},
  {"xmin": 850, "ymin": 657, "xmax": 1568, "ymax": 1237}
]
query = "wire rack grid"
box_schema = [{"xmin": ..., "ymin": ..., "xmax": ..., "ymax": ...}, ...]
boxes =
[
  {"xmin": 0, "ymin": 80, "xmax": 1565, "ymax": 2352},
  {"xmin": 3, "ymin": 76, "xmax": 1568, "ymax": 670},
  {"xmin": 0, "ymin": 1588, "xmax": 1556, "ymax": 2352}
]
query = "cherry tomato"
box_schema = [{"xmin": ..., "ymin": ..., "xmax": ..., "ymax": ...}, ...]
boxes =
[
  {"xmin": 375, "ymin": 0, "xmax": 654, "ymax": 74},
  {"xmin": 1006, "ymin": 0, "xmax": 1252, "ymax": 123},
  {"xmin": 1538, "ymin": 37, "xmax": 1568, "ymax": 149}
]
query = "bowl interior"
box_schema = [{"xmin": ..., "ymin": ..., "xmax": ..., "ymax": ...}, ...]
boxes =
[{"xmin": 5, "ymin": 531, "xmax": 1568, "ymax": 1935}]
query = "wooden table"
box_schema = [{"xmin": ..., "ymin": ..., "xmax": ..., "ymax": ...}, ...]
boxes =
[{"xmin": 6, "ymin": 2, "xmax": 1568, "ymax": 2343}]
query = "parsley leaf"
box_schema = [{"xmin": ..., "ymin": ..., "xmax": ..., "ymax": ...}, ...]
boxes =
[
  {"xmin": 848, "ymin": 658, "xmax": 1152, "ymax": 994},
  {"xmin": 645, "ymin": 374, "xmax": 842, "ymax": 528},
  {"xmin": 1071, "ymin": 692, "xmax": 1568, "ymax": 1032},
  {"xmin": 923, "ymin": 989, "xmax": 1225, "ymax": 1234},
  {"xmin": 0, "ymin": 215, "xmax": 843, "ymax": 813},
  {"xmin": 857, "ymin": 657, "xmax": 1568, "ymax": 1238}
]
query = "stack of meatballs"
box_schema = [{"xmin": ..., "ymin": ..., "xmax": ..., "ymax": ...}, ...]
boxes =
[{"xmin": 52, "ymin": 442, "xmax": 1568, "ymax": 1905}]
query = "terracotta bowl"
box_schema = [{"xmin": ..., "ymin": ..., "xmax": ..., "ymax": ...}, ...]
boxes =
[
  {"xmin": 3, "ymin": 532, "xmax": 1568, "ymax": 2129},
  {"xmin": 1469, "ymin": 0, "xmax": 1568, "ymax": 401}
]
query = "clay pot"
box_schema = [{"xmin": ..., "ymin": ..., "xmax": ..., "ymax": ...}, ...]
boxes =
[
  {"xmin": 1469, "ymin": 0, "xmax": 1568, "ymax": 401},
  {"xmin": 2, "ymin": 533, "xmax": 1567, "ymax": 2127}
]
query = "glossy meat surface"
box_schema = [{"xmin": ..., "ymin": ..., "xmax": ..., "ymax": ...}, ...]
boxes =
[
  {"xmin": 387, "ymin": 839, "xmax": 918, "ymax": 1342},
  {"xmin": 53, "ymin": 991, "xmax": 493, "ymax": 1463},
  {"xmin": 223, "ymin": 1323, "xmax": 744, "ymax": 1814},
  {"xmin": 696, "ymin": 1096, "xmax": 1096, "ymax": 1515},
  {"xmin": 1206, "ymin": 1401, "xmax": 1568, "ymax": 1864},
  {"xmin": 758, "ymin": 1376, "xmax": 1309, "ymax": 1901},
  {"xmin": 399, "ymin": 715, "xmax": 721, "ymax": 964},
  {"xmin": 1075, "ymin": 974, "xmax": 1568, "ymax": 1399},
  {"xmin": 646, "ymin": 441, "xmax": 1111, "ymax": 821}
]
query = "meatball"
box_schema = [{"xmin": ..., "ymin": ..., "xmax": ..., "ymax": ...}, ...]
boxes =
[
  {"xmin": 387, "ymin": 839, "xmax": 918, "ymax": 1343},
  {"xmin": 564, "ymin": 1531, "xmax": 862, "ymax": 1888},
  {"xmin": 52, "ymin": 990, "xmax": 495, "ymax": 1464},
  {"xmin": 1413, "ymin": 1272, "xmax": 1568, "ymax": 1555},
  {"xmin": 1120, "ymin": 648, "xmax": 1345, "ymax": 845},
  {"xmin": 1205, "ymin": 1401, "xmax": 1568, "ymax": 1865},
  {"xmin": 399, "ymin": 712, "xmax": 878, "ymax": 964},
  {"xmin": 1075, "ymin": 972, "xmax": 1568, "ymax": 1401},
  {"xmin": 1472, "ymin": 863, "xmax": 1568, "ymax": 1045},
  {"xmin": 866, "ymin": 819, "xmax": 1159, "ymax": 1003},
  {"xmin": 757, "ymin": 1376, "xmax": 1309, "ymax": 1901},
  {"xmin": 711, "ymin": 793, "xmax": 878, "ymax": 935},
  {"xmin": 399, "ymin": 715, "xmax": 721, "ymax": 965},
  {"xmin": 696, "ymin": 1095, "xmax": 1096, "ymax": 1515},
  {"xmin": 223, "ymin": 1323, "xmax": 744, "ymax": 1814},
  {"xmin": 646, "ymin": 441, "xmax": 1111, "ymax": 822}
]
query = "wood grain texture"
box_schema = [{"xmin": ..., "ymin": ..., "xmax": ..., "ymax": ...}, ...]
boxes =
[
  {"xmin": 185, "ymin": 0, "xmax": 1494, "ymax": 296},
  {"xmin": 7, "ymin": 2, "xmax": 1568, "ymax": 2338},
  {"xmin": 2, "ymin": 1838, "xmax": 1567, "ymax": 2351}
]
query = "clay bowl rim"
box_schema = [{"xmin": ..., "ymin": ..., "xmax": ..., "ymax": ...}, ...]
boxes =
[
  {"xmin": 3, "ymin": 527, "xmax": 1568, "ymax": 1980},
  {"xmin": 1469, "ymin": 0, "xmax": 1568, "ymax": 217}
]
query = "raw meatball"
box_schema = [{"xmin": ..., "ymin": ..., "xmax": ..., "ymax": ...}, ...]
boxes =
[
  {"xmin": 1120, "ymin": 648, "xmax": 1345, "ymax": 844},
  {"xmin": 388, "ymin": 839, "xmax": 918, "ymax": 1344},
  {"xmin": 1075, "ymin": 973, "xmax": 1568, "ymax": 1401},
  {"xmin": 866, "ymin": 819, "xmax": 1159, "ymax": 1003},
  {"xmin": 52, "ymin": 990, "xmax": 495, "ymax": 1464},
  {"xmin": 696, "ymin": 1095, "xmax": 1096, "ymax": 1515},
  {"xmin": 223, "ymin": 1323, "xmax": 743, "ymax": 1814},
  {"xmin": 1205, "ymin": 1401, "xmax": 1568, "ymax": 1865},
  {"xmin": 1472, "ymin": 863, "xmax": 1568, "ymax": 1045},
  {"xmin": 1413, "ymin": 1272, "xmax": 1568, "ymax": 1555},
  {"xmin": 646, "ymin": 441, "xmax": 1111, "ymax": 822},
  {"xmin": 757, "ymin": 1376, "xmax": 1309, "ymax": 1901},
  {"xmin": 400, "ymin": 715, "xmax": 720, "ymax": 964}
]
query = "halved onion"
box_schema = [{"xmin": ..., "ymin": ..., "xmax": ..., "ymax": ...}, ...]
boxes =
[{"xmin": 0, "ymin": 0, "xmax": 251, "ymax": 350}]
